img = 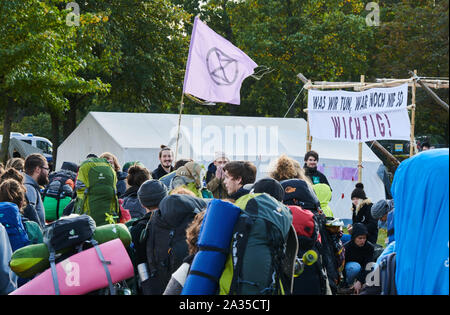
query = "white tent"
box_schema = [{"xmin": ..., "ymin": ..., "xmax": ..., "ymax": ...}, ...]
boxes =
[{"xmin": 57, "ymin": 111, "xmax": 387, "ymax": 220}]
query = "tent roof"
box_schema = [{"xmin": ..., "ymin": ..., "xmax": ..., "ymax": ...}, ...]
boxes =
[{"xmin": 88, "ymin": 111, "xmax": 381, "ymax": 163}]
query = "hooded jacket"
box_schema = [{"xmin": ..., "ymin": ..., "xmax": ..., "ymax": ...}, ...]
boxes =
[
  {"xmin": 313, "ymin": 183, "xmax": 333, "ymax": 217},
  {"xmin": 122, "ymin": 185, "xmax": 147, "ymax": 219},
  {"xmin": 351, "ymin": 198, "xmax": 378, "ymax": 245}
]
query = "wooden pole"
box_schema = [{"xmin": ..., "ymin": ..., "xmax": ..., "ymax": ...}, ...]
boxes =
[
  {"xmin": 306, "ymin": 80, "xmax": 312, "ymax": 152},
  {"xmin": 358, "ymin": 75, "xmax": 364, "ymax": 183},
  {"xmin": 174, "ymin": 93, "xmax": 185, "ymax": 163},
  {"xmin": 410, "ymin": 70, "xmax": 417, "ymax": 157}
]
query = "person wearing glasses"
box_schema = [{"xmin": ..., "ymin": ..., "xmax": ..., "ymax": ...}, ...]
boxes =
[{"xmin": 23, "ymin": 154, "xmax": 50, "ymax": 228}]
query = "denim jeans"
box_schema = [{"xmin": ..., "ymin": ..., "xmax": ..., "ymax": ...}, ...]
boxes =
[{"xmin": 345, "ymin": 262, "xmax": 362, "ymax": 285}]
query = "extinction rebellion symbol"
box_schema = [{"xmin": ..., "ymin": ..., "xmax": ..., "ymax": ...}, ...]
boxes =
[{"xmin": 206, "ymin": 48, "xmax": 239, "ymax": 86}]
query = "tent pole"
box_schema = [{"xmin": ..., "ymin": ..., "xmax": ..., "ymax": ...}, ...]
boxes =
[
  {"xmin": 358, "ymin": 75, "xmax": 365, "ymax": 183},
  {"xmin": 175, "ymin": 93, "xmax": 185, "ymax": 163},
  {"xmin": 306, "ymin": 80, "xmax": 312, "ymax": 152},
  {"xmin": 410, "ymin": 70, "xmax": 417, "ymax": 157}
]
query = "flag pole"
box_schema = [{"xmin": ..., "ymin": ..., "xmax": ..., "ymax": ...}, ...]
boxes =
[{"xmin": 174, "ymin": 93, "xmax": 185, "ymax": 163}]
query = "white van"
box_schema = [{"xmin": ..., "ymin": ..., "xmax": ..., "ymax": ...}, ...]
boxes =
[{"xmin": 0, "ymin": 133, "xmax": 53, "ymax": 162}]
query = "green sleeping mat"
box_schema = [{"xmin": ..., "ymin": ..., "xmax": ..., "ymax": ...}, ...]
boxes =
[{"xmin": 10, "ymin": 223, "xmax": 132, "ymax": 279}]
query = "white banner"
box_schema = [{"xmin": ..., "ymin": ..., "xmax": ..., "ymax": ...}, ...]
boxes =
[{"xmin": 307, "ymin": 84, "xmax": 410, "ymax": 142}]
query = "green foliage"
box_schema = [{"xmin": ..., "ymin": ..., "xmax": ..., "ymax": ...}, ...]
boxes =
[{"xmin": 1, "ymin": 0, "xmax": 448, "ymax": 156}]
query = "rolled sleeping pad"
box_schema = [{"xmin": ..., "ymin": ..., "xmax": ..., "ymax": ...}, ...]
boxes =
[
  {"xmin": 44, "ymin": 196, "xmax": 72, "ymax": 222},
  {"xmin": 182, "ymin": 199, "xmax": 241, "ymax": 295},
  {"xmin": 10, "ymin": 223, "xmax": 131, "ymax": 279},
  {"xmin": 10, "ymin": 238, "xmax": 134, "ymax": 295}
]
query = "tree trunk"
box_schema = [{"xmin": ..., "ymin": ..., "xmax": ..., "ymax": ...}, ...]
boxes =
[
  {"xmin": 0, "ymin": 99, "xmax": 14, "ymax": 164},
  {"xmin": 63, "ymin": 99, "xmax": 78, "ymax": 139},
  {"xmin": 50, "ymin": 110, "xmax": 60, "ymax": 171}
]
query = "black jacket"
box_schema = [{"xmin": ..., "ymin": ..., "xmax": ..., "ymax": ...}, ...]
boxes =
[
  {"xmin": 116, "ymin": 171, "xmax": 127, "ymax": 198},
  {"xmin": 229, "ymin": 186, "xmax": 250, "ymax": 201},
  {"xmin": 152, "ymin": 164, "xmax": 174, "ymax": 180},
  {"xmin": 344, "ymin": 238, "xmax": 375, "ymax": 283},
  {"xmin": 304, "ymin": 165, "xmax": 331, "ymax": 188},
  {"xmin": 122, "ymin": 186, "xmax": 147, "ymax": 219},
  {"xmin": 352, "ymin": 199, "xmax": 378, "ymax": 245}
]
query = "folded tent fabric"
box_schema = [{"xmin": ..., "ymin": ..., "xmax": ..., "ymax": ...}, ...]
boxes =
[{"xmin": 391, "ymin": 149, "xmax": 449, "ymax": 295}]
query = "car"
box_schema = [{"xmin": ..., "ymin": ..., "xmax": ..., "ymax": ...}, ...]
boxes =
[{"xmin": 0, "ymin": 132, "xmax": 53, "ymax": 162}]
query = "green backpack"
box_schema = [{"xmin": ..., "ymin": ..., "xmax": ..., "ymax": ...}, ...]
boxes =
[
  {"xmin": 74, "ymin": 158, "xmax": 120, "ymax": 226},
  {"xmin": 218, "ymin": 193, "xmax": 297, "ymax": 295}
]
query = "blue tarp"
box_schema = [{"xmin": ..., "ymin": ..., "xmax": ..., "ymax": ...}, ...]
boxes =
[{"xmin": 391, "ymin": 149, "xmax": 449, "ymax": 295}]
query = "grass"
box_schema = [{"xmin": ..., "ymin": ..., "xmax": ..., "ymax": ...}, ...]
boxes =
[{"xmin": 343, "ymin": 227, "xmax": 387, "ymax": 248}]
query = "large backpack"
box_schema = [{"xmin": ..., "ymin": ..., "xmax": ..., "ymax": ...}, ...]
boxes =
[
  {"xmin": 288, "ymin": 205, "xmax": 328, "ymax": 295},
  {"xmin": 142, "ymin": 194, "xmax": 207, "ymax": 295},
  {"xmin": 42, "ymin": 214, "xmax": 117, "ymax": 295},
  {"xmin": 219, "ymin": 193, "xmax": 295, "ymax": 295},
  {"xmin": 43, "ymin": 169, "xmax": 77, "ymax": 222},
  {"xmin": 281, "ymin": 179, "xmax": 338, "ymax": 294},
  {"xmin": 0, "ymin": 202, "xmax": 31, "ymax": 252},
  {"xmin": 74, "ymin": 158, "xmax": 120, "ymax": 226}
]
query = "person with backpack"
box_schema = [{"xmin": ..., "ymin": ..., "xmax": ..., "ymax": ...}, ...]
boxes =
[
  {"xmin": 24, "ymin": 153, "xmax": 49, "ymax": 228},
  {"xmin": 270, "ymin": 154, "xmax": 311, "ymax": 184},
  {"xmin": 171, "ymin": 161, "xmax": 213, "ymax": 199},
  {"xmin": 100, "ymin": 152, "xmax": 127, "ymax": 198},
  {"xmin": 122, "ymin": 163, "xmax": 151, "ymax": 219},
  {"xmin": 281, "ymin": 178, "xmax": 339, "ymax": 294},
  {"xmin": 0, "ymin": 170, "xmax": 43, "ymax": 245},
  {"xmin": 141, "ymin": 192, "xmax": 207, "ymax": 295},
  {"xmin": 129, "ymin": 179, "xmax": 168, "ymax": 294},
  {"xmin": 223, "ymin": 161, "xmax": 257, "ymax": 201},
  {"xmin": 342, "ymin": 223, "xmax": 375, "ymax": 295},
  {"xmin": 41, "ymin": 163, "xmax": 78, "ymax": 223},
  {"xmin": 0, "ymin": 224, "xmax": 17, "ymax": 294},
  {"xmin": 251, "ymin": 177, "xmax": 285, "ymax": 202},
  {"xmin": 73, "ymin": 157, "xmax": 121, "ymax": 226},
  {"xmin": 163, "ymin": 210, "xmax": 205, "ymax": 295},
  {"xmin": 151, "ymin": 145, "xmax": 174, "ymax": 180}
]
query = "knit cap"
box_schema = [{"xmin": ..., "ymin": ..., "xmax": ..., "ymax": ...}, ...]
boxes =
[
  {"xmin": 371, "ymin": 199, "xmax": 394, "ymax": 220},
  {"xmin": 252, "ymin": 177, "xmax": 285, "ymax": 202},
  {"xmin": 137, "ymin": 179, "xmax": 168, "ymax": 208},
  {"xmin": 351, "ymin": 223, "xmax": 368, "ymax": 239},
  {"xmin": 351, "ymin": 183, "xmax": 367, "ymax": 200}
]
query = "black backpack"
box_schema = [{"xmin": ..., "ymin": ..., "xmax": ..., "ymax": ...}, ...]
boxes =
[
  {"xmin": 142, "ymin": 195, "xmax": 206, "ymax": 295},
  {"xmin": 281, "ymin": 179, "xmax": 338, "ymax": 294},
  {"xmin": 43, "ymin": 214, "xmax": 117, "ymax": 295},
  {"xmin": 42, "ymin": 169, "xmax": 77, "ymax": 222}
]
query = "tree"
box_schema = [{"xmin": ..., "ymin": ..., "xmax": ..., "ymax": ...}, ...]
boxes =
[{"xmin": 0, "ymin": 0, "xmax": 109, "ymax": 164}]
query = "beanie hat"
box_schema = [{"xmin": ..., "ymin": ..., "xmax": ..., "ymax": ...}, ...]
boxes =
[
  {"xmin": 138, "ymin": 179, "xmax": 168, "ymax": 208},
  {"xmin": 351, "ymin": 183, "xmax": 367, "ymax": 200},
  {"xmin": 252, "ymin": 177, "xmax": 285, "ymax": 202},
  {"xmin": 371, "ymin": 199, "xmax": 394, "ymax": 220},
  {"xmin": 351, "ymin": 223, "xmax": 368, "ymax": 239}
]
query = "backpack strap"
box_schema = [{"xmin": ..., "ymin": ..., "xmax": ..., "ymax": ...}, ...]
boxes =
[
  {"xmin": 47, "ymin": 242, "xmax": 61, "ymax": 295},
  {"xmin": 89, "ymin": 238, "xmax": 116, "ymax": 295},
  {"xmin": 229, "ymin": 215, "xmax": 254, "ymax": 295}
]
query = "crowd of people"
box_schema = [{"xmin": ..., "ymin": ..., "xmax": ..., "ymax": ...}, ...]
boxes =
[{"xmin": 0, "ymin": 144, "xmax": 447, "ymax": 296}]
